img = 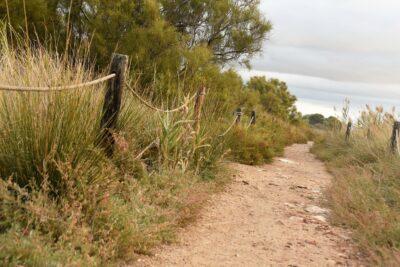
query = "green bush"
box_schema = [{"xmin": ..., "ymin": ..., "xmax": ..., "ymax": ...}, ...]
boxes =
[
  {"xmin": 224, "ymin": 113, "xmax": 311, "ymax": 165},
  {"xmin": 226, "ymin": 127, "xmax": 274, "ymax": 165}
]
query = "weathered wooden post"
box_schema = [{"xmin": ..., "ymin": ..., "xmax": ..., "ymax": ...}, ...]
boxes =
[
  {"xmin": 251, "ymin": 110, "xmax": 256, "ymax": 125},
  {"xmin": 390, "ymin": 121, "xmax": 400, "ymax": 154},
  {"xmin": 235, "ymin": 108, "xmax": 242, "ymax": 125},
  {"xmin": 345, "ymin": 121, "xmax": 352, "ymax": 141},
  {"xmin": 194, "ymin": 86, "xmax": 206, "ymax": 134},
  {"xmin": 100, "ymin": 53, "xmax": 129, "ymax": 156}
]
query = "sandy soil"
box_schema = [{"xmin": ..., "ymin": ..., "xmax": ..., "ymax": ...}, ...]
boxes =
[{"xmin": 136, "ymin": 143, "xmax": 363, "ymax": 267}]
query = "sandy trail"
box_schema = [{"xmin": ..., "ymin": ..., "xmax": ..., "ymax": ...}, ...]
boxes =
[{"xmin": 137, "ymin": 143, "xmax": 362, "ymax": 266}]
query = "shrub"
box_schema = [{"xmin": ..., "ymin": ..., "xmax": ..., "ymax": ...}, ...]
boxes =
[
  {"xmin": 224, "ymin": 113, "xmax": 311, "ymax": 165},
  {"xmin": 226, "ymin": 127, "xmax": 274, "ymax": 165}
]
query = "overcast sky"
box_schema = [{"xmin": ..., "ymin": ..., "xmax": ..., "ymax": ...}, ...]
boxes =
[{"xmin": 239, "ymin": 0, "xmax": 400, "ymax": 117}]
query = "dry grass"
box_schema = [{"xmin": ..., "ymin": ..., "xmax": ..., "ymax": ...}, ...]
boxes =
[{"xmin": 312, "ymin": 105, "xmax": 400, "ymax": 265}]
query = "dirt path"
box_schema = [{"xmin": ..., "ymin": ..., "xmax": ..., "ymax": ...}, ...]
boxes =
[{"xmin": 137, "ymin": 143, "xmax": 362, "ymax": 266}]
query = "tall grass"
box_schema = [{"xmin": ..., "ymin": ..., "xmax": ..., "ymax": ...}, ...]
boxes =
[
  {"xmin": 0, "ymin": 29, "xmax": 231, "ymax": 265},
  {"xmin": 312, "ymin": 105, "xmax": 400, "ymax": 264},
  {"xmin": 0, "ymin": 27, "xmax": 311, "ymax": 265},
  {"xmin": 0, "ymin": 47, "xmax": 106, "ymax": 192}
]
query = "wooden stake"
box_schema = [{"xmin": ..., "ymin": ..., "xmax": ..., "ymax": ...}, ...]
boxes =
[
  {"xmin": 251, "ymin": 110, "xmax": 256, "ymax": 125},
  {"xmin": 100, "ymin": 53, "xmax": 128, "ymax": 156},
  {"xmin": 345, "ymin": 121, "xmax": 352, "ymax": 141},
  {"xmin": 235, "ymin": 108, "xmax": 242, "ymax": 125},
  {"xmin": 194, "ymin": 86, "xmax": 206, "ymax": 134},
  {"xmin": 390, "ymin": 121, "xmax": 400, "ymax": 154}
]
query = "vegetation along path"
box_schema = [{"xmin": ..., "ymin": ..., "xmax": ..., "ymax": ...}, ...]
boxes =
[{"xmin": 137, "ymin": 143, "xmax": 362, "ymax": 266}]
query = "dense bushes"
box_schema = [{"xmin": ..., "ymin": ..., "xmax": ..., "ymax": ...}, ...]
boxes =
[{"xmin": 312, "ymin": 106, "xmax": 400, "ymax": 265}]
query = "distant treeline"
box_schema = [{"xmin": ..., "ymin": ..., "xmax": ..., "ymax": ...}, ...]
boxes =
[{"xmin": 303, "ymin": 113, "xmax": 341, "ymax": 128}]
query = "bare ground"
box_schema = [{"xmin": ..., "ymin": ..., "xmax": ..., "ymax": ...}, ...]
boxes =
[{"xmin": 136, "ymin": 143, "xmax": 363, "ymax": 266}]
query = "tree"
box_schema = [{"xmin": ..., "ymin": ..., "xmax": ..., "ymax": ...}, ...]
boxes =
[
  {"xmin": 304, "ymin": 114, "xmax": 325, "ymax": 125},
  {"xmin": 0, "ymin": 0, "xmax": 61, "ymax": 42},
  {"xmin": 1, "ymin": 0, "xmax": 191, "ymax": 87},
  {"xmin": 1, "ymin": 0, "xmax": 270, "ymax": 67},
  {"xmin": 247, "ymin": 76, "xmax": 297, "ymax": 119},
  {"xmin": 160, "ymin": 0, "xmax": 272, "ymax": 66},
  {"xmin": 0, "ymin": 1, "xmax": 271, "ymax": 98},
  {"xmin": 325, "ymin": 116, "xmax": 341, "ymax": 129}
]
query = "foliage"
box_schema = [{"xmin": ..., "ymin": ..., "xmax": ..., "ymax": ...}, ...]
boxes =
[
  {"xmin": 304, "ymin": 113, "xmax": 325, "ymax": 125},
  {"xmin": 160, "ymin": 0, "xmax": 271, "ymax": 66},
  {"xmin": 0, "ymin": 0, "xmax": 271, "ymax": 87},
  {"xmin": 0, "ymin": 0, "xmax": 61, "ymax": 40},
  {"xmin": 312, "ymin": 106, "xmax": 400, "ymax": 265},
  {"xmin": 224, "ymin": 113, "xmax": 312, "ymax": 165},
  {"xmin": 303, "ymin": 113, "xmax": 341, "ymax": 129},
  {"xmin": 246, "ymin": 76, "xmax": 298, "ymax": 120}
]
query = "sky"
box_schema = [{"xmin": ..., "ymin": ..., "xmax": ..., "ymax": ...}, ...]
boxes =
[{"xmin": 238, "ymin": 0, "xmax": 400, "ymax": 117}]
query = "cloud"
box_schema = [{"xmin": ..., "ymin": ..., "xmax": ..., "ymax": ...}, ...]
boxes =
[
  {"xmin": 253, "ymin": 45, "xmax": 400, "ymax": 84},
  {"xmin": 236, "ymin": 1, "xmax": 400, "ymax": 116},
  {"xmin": 238, "ymin": 69, "xmax": 399, "ymax": 117},
  {"xmin": 254, "ymin": 0, "xmax": 400, "ymax": 84}
]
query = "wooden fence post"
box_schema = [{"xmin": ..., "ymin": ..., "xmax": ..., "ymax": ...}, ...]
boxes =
[
  {"xmin": 345, "ymin": 121, "xmax": 352, "ymax": 141},
  {"xmin": 235, "ymin": 108, "xmax": 242, "ymax": 125},
  {"xmin": 390, "ymin": 121, "xmax": 400, "ymax": 154},
  {"xmin": 194, "ymin": 86, "xmax": 206, "ymax": 134},
  {"xmin": 251, "ymin": 110, "xmax": 256, "ymax": 125},
  {"xmin": 100, "ymin": 53, "xmax": 129, "ymax": 156}
]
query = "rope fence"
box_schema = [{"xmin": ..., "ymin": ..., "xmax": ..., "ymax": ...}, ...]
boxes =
[
  {"xmin": 219, "ymin": 110, "xmax": 256, "ymax": 137},
  {"xmin": 219, "ymin": 115, "xmax": 240, "ymax": 137},
  {"xmin": 134, "ymin": 138, "xmax": 159, "ymax": 160},
  {"xmin": 246, "ymin": 117, "xmax": 254, "ymax": 129},
  {"xmin": 344, "ymin": 120, "xmax": 400, "ymax": 155},
  {"xmin": 125, "ymin": 81, "xmax": 197, "ymax": 113},
  {"xmin": 0, "ymin": 51, "xmax": 258, "ymax": 157},
  {"xmin": 0, "ymin": 73, "xmax": 116, "ymax": 92}
]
